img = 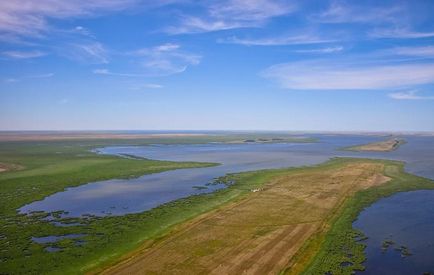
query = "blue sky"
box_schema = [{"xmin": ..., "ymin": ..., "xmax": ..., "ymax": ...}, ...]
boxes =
[{"xmin": 1, "ymin": 0, "xmax": 434, "ymax": 131}]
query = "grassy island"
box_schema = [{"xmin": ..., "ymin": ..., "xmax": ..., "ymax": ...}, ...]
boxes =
[{"xmin": 344, "ymin": 138, "xmax": 406, "ymax": 152}]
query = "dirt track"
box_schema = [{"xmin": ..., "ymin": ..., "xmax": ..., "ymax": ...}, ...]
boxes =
[{"xmin": 102, "ymin": 161, "xmax": 389, "ymax": 275}]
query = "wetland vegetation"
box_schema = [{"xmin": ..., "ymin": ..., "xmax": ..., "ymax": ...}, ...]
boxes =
[
  {"xmin": 0, "ymin": 134, "xmax": 433, "ymax": 274},
  {"xmin": 0, "ymin": 133, "xmax": 314, "ymax": 274}
]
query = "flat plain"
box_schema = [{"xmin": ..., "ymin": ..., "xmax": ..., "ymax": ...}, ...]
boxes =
[{"xmin": 0, "ymin": 134, "xmax": 432, "ymax": 275}]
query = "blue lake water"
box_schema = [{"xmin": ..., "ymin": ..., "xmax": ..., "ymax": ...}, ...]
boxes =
[
  {"xmin": 354, "ymin": 190, "xmax": 434, "ymax": 274},
  {"xmin": 18, "ymin": 134, "xmax": 434, "ymax": 273},
  {"xmin": 20, "ymin": 134, "xmax": 386, "ymax": 216}
]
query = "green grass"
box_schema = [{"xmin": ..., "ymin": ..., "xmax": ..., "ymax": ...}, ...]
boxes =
[
  {"xmin": 297, "ymin": 159, "xmax": 434, "ymax": 275},
  {"xmin": 0, "ymin": 135, "xmax": 314, "ymax": 274}
]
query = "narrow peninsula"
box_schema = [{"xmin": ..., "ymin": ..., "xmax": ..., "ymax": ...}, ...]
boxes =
[{"xmin": 345, "ymin": 138, "xmax": 406, "ymax": 152}]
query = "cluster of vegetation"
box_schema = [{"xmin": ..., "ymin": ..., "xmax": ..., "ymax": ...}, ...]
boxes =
[
  {"xmin": 381, "ymin": 239, "xmax": 412, "ymax": 257},
  {"xmin": 293, "ymin": 159, "xmax": 434, "ymax": 275}
]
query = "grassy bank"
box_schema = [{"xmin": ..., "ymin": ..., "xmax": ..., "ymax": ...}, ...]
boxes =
[{"xmin": 289, "ymin": 159, "xmax": 434, "ymax": 274}]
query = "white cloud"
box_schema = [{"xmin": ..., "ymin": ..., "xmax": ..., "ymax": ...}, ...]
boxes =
[
  {"xmin": 210, "ymin": 0, "xmax": 293, "ymax": 21},
  {"xmin": 262, "ymin": 60, "xmax": 434, "ymax": 90},
  {"xmin": 370, "ymin": 28, "xmax": 434, "ymax": 39},
  {"xmin": 1, "ymin": 50, "xmax": 47, "ymax": 59},
  {"xmin": 167, "ymin": 0, "xmax": 295, "ymax": 34},
  {"xmin": 0, "ymin": 0, "xmax": 139, "ymax": 38},
  {"xmin": 4, "ymin": 78, "xmax": 18, "ymax": 83},
  {"xmin": 294, "ymin": 46, "xmax": 344, "ymax": 53},
  {"xmin": 93, "ymin": 69, "xmax": 144, "ymax": 77},
  {"xmin": 142, "ymin": 83, "xmax": 163, "ymax": 89},
  {"xmin": 130, "ymin": 83, "xmax": 163, "ymax": 90},
  {"xmin": 219, "ymin": 34, "xmax": 334, "ymax": 46},
  {"xmin": 312, "ymin": 1, "xmax": 401, "ymax": 24},
  {"xmin": 28, "ymin": 73, "xmax": 54, "ymax": 78},
  {"xmin": 64, "ymin": 42, "xmax": 108, "ymax": 64},
  {"xmin": 388, "ymin": 90, "xmax": 434, "ymax": 100},
  {"xmin": 3, "ymin": 72, "xmax": 54, "ymax": 83},
  {"xmin": 92, "ymin": 43, "xmax": 200, "ymax": 77},
  {"xmin": 167, "ymin": 17, "xmax": 251, "ymax": 34},
  {"xmin": 131, "ymin": 43, "xmax": 201, "ymax": 76}
]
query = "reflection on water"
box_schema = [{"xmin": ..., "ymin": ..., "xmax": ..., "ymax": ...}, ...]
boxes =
[
  {"xmin": 19, "ymin": 135, "xmax": 434, "ymax": 217},
  {"xmin": 354, "ymin": 190, "xmax": 434, "ymax": 274}
]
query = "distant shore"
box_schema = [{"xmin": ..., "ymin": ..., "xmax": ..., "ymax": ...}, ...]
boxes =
[
  {"xmin": 0, "ymin": 131, "xmax": 315, "ymax": 143},
  {"xmin": 344, "ymin": 138, "xmax": 406, "ymax": 152}
]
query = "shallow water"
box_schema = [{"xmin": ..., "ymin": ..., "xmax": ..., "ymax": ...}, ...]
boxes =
[
  {"xmin": 32, "ymin": 234, "xmax": 86, "ymax": 244},
  {"xmin": 18, "ymin": 134, "xmax": 434, "ymax": 273},
  {"xmin": 354, "ymin": 190, "xmax": 434, "ymax": 274},
  {"xmin": 19, "ymin": 135, "xmax": 434, "ymax": 217}
]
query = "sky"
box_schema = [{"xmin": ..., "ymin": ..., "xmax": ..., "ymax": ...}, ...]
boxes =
[{"xmin": 1, "ymin": 0, "xmax": 434, "ymax": 132}]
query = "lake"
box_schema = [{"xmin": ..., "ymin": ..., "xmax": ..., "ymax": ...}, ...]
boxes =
[{"xmin": 18, "ymin": 134, "xmax": 434, "ymax": 274}]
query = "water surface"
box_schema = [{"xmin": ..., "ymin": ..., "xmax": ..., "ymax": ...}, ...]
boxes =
[
  {"xmin": 19, "ymin": 135, "xmax": 434, "ymax": 217},
  {"xmin": 18, "ymin": 134, "xmax": 434, "ymax": 273},
  {"xmin": 354, "ymin": 190, "xmax": 434, "ymax": 274}
]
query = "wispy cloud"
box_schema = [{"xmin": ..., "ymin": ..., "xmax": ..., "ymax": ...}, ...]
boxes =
[
  {"xmin": 63, "ymin": 42, "xmax": 109, "ymax": 64},
  {"xmin": 58, "ymin": 98, "xmax": 69, "ymax": 104},
  {"xmin": 93, "ymin": 69, "xmax": 144, "ymax": 77},
  {"xmin": 28, "ymin": 73, "xmax": 54, "ymax": 78},
  {"xmin": 294, "ymin": 46, "xmax": 344, "ymax": 54},
  {"xmin": 0, "ymin": 0, "xmax": 139, "ymax": 38},
  {"xmin": 167, "ymin": 0, "xmax": 295, "ymax": 34},
  {"xmin": 312, "ymin": 1, "xmax": 401, "ymax": 24},
  {"xmin": 93, "ymin": 43, "xmax": 200, "ymax": 77},
  {"xmin": 131, "ymin": 43, "xmax": 201, "ymax": 76},
  {"xmin": 370, "ymin": 28, "xmax": 434, "ymax": 39},
  {"xmin": 262, "ymin": 60, "xmax": 434, "ymax": 90},
  {"xmin": 1, "ymin": 50, "xmax": 47, "ymax": 59},
  {"xmin": 389, "ymin": 46, "xmax": 434, "ymax": 58},
  {"xmin": 389, "ymin": 90, "xmax": 434, "ymax": 100},
  {"xmin": 130, "ymin": 83, "xmax": 163, "ymax": 90},
  {"xmin": 3, "ymin": 72, "xmax": 54, "ymax": 83},
  {"xmin": 3, "ymin": 78, "xmax": 18, "ymax": 83},
  {"xmin": 219, "ymin": 33, "xmax": 333, "ymax": 46}
]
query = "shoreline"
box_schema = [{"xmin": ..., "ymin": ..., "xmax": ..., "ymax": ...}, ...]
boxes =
[
  {"xmin": 96, "ymin": 158, "xmax": 429, "ymax": 274},
  {"xmin": 294, "ymin": 160, "xmax": 434, "ymax": 274}
]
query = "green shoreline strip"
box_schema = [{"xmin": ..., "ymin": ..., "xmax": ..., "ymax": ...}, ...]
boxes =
[{"xmin": 297, "ymin": 159, "xmax": 434, "ymax": 274}]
